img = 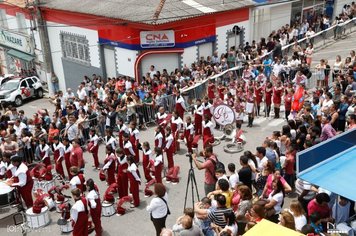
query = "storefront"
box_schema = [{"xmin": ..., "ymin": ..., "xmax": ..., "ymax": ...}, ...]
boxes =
[
  {"xmin": 291, "ymin": 0, "xmax": 333, "ymax": 25},
  {"xmin": 0, "ymin": 28, "xmax": 35, "ymax": 75}
]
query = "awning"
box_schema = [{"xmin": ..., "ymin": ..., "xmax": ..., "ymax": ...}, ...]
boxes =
[
  {"xmin": 7, "ymin": 49, "xmax": 34, "ymax": 62},
  {"xmin": 243, "ymin": 219, "xmax": 304, "ymax": 236},
  {"xmin": 297, "ymin": 129, "xmax": 356, "ymax": 201}
]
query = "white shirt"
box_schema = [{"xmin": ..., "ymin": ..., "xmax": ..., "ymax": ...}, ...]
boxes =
[
  {"xmin": 89, "ymin": 134, "xmax": 99, "ymax": 147},
  {"xmin": 288, "ymin": 210, "xmax": 307, "ymax": 231},
  {"xmin": 70, "ymin": 176, "xmax": 81, "ymax": 189},
  {"xmin": 155, "ymin": 132, "xmax": 163, "ymax": 148},
  {"xmin": 194, "ymin": 105, "xmax": 203, "ymax": 116},
  {"xmin": 87, "ymin": 190, "xmax": 99, "ymax": 209},
  {"xmin": 71, "ymin": 199, "xmax": 86, "ymax": 223},
  {"xmin": 256, "ymin": 156, "xmax": 268, "ymax": 172},
  {"xmin": 14, "ymin": 122, "xmax": 27, "ymax": 137},
  {"xmin": 176, "ymin": 96, "xmax": 186, "ymax": 110},
  {"xmin": 53, "ymin": 142, "xmax": 65, "ymax": 161},
  {"xmin": 268, "ymin": 191, "xmax": 283, "ymax": 214},
  {"xmin": 128, "ymin": 163, "xmax": 141, "ymax": 182},
  {"xmin": 105, "ymin": 136, "xmax": 116, "ymax": 150},
  {"xmin": 171, "ymin": 117, "xmax": 184, "ymax": 131},
  {"xmin": 11, "ymin": 163, "xmax": 28, "ymax": 187},
  {"xmin": 146, "ymin": 193, "xmax": 168, "ymax": 218},
  {"xmin": 124, "ymin": 141, "xmax": 135, "ymax": 156},
  {"xmin": 103, "ymin": 153, "xmax": 115, "ymax": 170},
  {"xmin": 154, "ymin": 155, "xmax": 163, "ymax": 167},
  {"xmin": 165, "ymin": 134, "xmax": 173, "ymax": 150},
  {"xmin": 184, "ymin": 123, "xmax": 194, "ymax": 136},
  {"xmin": 77, "ymin": 88, "xmax": 87, "ymax": 100},
  {"xmin": 229, "ymin": 172, "xmax": 239, "ymax": 189},
  {"xmin": 39, "ymin": 144, "xmax": 50, "ymax": 161},
  {"xmin": 202, "ymin": 121, "xmax": 214, "ymax": 135},
  {"xmin": 64, "ymin": 144, "xmax": 73, "ymax": 154}
]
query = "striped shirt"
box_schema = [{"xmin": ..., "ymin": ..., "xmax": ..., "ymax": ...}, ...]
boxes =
[{"xmin": 207, "ymin": 207, "xmax": 233, "ymax": 228}]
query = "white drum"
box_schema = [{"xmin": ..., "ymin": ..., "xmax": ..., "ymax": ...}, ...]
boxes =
[
  {"xmin": 0, "ymin": 182, "xmax": 15, "ymax": 207},
  {"xmin": 44, "ymin": 197, "xmax": 55, "ymax": 210},
  {"xmin": 26, "ymin": 206, "xmax": 50, "ymax": 229},
  {"xmin": 60, "ymin": 220, "xmax": 73, "ymax": 233},
  {"xmin": 33, "ymin": 179, "xmax": 55, "ymax": 193},
  {"xmin": 56, "ymin": 199, "xmax": 69, "ymax": 213},
  {"xmin": 102, "ymin": 202, "xmax": 116, "ymax": 217}
]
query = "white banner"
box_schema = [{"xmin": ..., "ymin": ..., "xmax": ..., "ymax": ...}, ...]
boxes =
[
  {"xmin": 140, "ymin": 30, "xmax": 175, "ymax": 48},
  {"xmin": 0, "ymin": 28, "xmax": 34, "ymax": 54}
]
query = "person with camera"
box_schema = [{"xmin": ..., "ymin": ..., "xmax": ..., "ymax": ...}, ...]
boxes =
[{"xmin": 192, "ymin": 145, "xmax": 217, "ymax": 196}]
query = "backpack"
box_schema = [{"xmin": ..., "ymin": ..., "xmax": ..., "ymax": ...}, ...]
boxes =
[{"xmin": 208, "ymin": 156, "xmax": 225, "ymax": 181}]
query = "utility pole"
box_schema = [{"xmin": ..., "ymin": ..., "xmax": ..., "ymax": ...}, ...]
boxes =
[{"xmin": 33, "ymin": 0, "xmax": 54, "ymax": 96}]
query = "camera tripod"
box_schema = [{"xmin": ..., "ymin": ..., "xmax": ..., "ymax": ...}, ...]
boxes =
[{"xmin": 183, "ymin": 154, "xmax": 200, "ymax": 209}]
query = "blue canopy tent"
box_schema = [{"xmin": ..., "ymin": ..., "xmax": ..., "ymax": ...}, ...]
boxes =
[{"xmin": 297, "ymin": 128, "xmax": 356, "ymax": 201}]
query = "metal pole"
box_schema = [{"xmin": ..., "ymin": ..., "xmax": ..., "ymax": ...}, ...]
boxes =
[{"xmin": 34, "ymin": 0, "xmax": 54, "ymax": 95}]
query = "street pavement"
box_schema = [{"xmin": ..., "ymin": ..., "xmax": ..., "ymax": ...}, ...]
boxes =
[{"xmin": 0, "ymin": 32, "xmax": 355, "ymax": 236}]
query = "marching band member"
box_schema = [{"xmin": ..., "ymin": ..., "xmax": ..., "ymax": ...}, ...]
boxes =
[
  {"xmin": 246, "ymin": 87, "xmax": 256, "ymax": 127},
  {"xmin": 0, "ymin": 153, "xmax": 13, "ymax": 179},
  {"xmin": 156, "ymin": 107, "xmax": 168, "ymax": 126},
  {"xmin": 116, "ymin": 148, "xmax": 128, "ymax": 198},
  {"xmin": 39, "ymin": 138, "xmax": 51, "ymax": 166},
  {"xmin": 123, "ymin": 133, "xmax": 135, "ymax": 157},
  {"xmin": 70, "ymin": 139, "xmax": 84, "ymax": 173},
  {"xmin": 128, "ymin": 121, "xmax": 140, "ymax": 163},
  {"xmin": 62, "ymin": 137, "xmax": 73, "ymax": 179},
  {"xmin": 8, "ymin": 155, "xmax": 33, "ymax": 208},
  {"xmin": 86, "ymin": 179, "xmax": 102, "ymax": 236},
  {"xmin": 254, "ymin": 81, "xmax": 264, "ymax": 117},
  {"xmin": 142, "ymin": 142, "xmax": 153, "ymax": 182},
  {"xmin": 127, "ymin": 156, "xmax": 141, "ymax": 208},
  {"xmin": 70, "ymin": 188, "xmax": 89, "ymax": 236},
  {"xmin": 88, "ymin": 128, "xmax": 100, "ymax": 169},
  {"xmin": 184, "ymin": 116, "xmax": 194, "ymax": 154},
  {"xmin": 273, "ymin": 80, "xmax": 284, "ymax": 119},
  {"xmin": 202, "ymin": 96, "xmax": 213, "ymax": 119},
  {"xmin": 104, "ymin": 128, "xmax": 116, "ymax": 150},
  {"xmin": 69, "ymin": 166, "xmax": 86, "ymax": 192},
  {"xmin": 153, "ymin": 147, "xmax": 163, "ymax": 184},
  {"xmin": 102, "ymin": 145, "xmax": 116, "ymax": 185},
  {"xmin": 202, "ymin": 114, "xmax": 214, "ymax": 148},
  {"xmin": 52, "ymin": 136, "xmax": 65, "ymax": 178},
  {"xmin": 193, "ymin": 99, "xmax": 203, "ymax": 135},
  {"xmin": 164, "ymin": 126, "xmax": 174, "ymax": 169},
  {"xmin": 154, "ymin": 126, "xmax": 164, "ymax": 149},
  {"xmin": 170, "ymin": 111, "xmax": 183, "ymax": 152},
  {"xmin": 217, "ymin": 82, "xmax": 226, "ymax": 100},
  {"xmin": 117, "ymin": 118, "xmax": 129, "ymax": 149},
  {"xmin": 175, "ymin": 91, "xmax": 186, "ymax": 119},
  {"xmin": 265, "ymin": 81, "xmax": 273, "ymax": 118},
  {"xmin": 207, "ymin": 79, "xmax": 216, "ymax": 100}
]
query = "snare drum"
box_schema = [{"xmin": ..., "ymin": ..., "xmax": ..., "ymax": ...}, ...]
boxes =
[
  {"xmin": 32, "ymin": 178, "xmax": 40, "ymax": 192},
  {"xmin": 40, "ymin": 179, "xmax": 55, "ymax": 193},
  {"xmin": 102, "ymin": 202, "xmax": 116, "ymax": 217},
  {"xmin": 60, "ymin": 220, "xmax": 73, "ymax": 233},
  {"xmin": 56, "ymin": 199, "xmax": 68, "ymax": 213},
  {"xmin": 0, "ymin": 182, "xmax": 15, "ymax": 207},
  {"xmin": 44, "ymin": 197, "xmax": 55, "ymax": 210},
  {"xmin": 26, "ymin": 206, "xmax": 50, "ymax": 228}
]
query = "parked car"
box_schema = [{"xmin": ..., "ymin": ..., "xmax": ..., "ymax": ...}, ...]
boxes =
[{"xmin": 0, "ymin": 76, "xmax": 44, "ymax": 107}]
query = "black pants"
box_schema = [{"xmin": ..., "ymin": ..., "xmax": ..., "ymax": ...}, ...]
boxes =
[{"xmin": 151, "ymin": 215, "xmax": 167, "ymax": 236}]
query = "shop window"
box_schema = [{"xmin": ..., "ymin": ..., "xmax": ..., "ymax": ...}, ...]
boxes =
[
  {"xmin": 60, "ymin": 31, "xmax": 90, "ymax": 66},
  {"xmin": 16, "ymin": 13, "xmax": 27, "ymax": 34},
  {"xmin": 0, "ymin": 9, "xmax": 8, "ymax": 28}
]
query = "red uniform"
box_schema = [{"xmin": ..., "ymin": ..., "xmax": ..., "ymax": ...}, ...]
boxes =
[
  {"xmin": 12, "ymin": 163, "xmax": 34, "ymax": 208},
  {"xmin": 70, "ymin": 174, "xmax": 86, "ymax": 193},
  {"xmin": 273, "ymin": 86, "xmax": 283, "ymax": 105},
  {"xmin": 70, "ymin": 146, "xmax": 84, "ymax": 170},
  {"xmin": 175, "ymin": 96, "xmax": 186, "ymax": 119},
  {"xmin": 129, "ymin": 129, "xmax": 140, "ymax": 163},
  {"xmin": 117, "ymin": 156, "xmax": 128, "ymax": 198},
  {"xmin": 142, "ymin": 149, "xmax": 153, "ymax": 182},
  {"xmin": 207, "ymin": 83, "xmax": 216, "ymax": 99},
  {"xmin": 184, "ymin": 123, "xmax": 194, "ymax": 153},
  {"xmin": 202, "ymin": 121, "xmax": 214, "ymax": 148},
  {"xmin": 87, "ymin": 190, "xmax": 102, "ymax": 236},
  {"xmin": 203, "ymin": 103, "xmax": 213, "ymax": 119},
  {"xmin": 194, "ymin": 105, "xmax": 203, "ymax": 135},
  {"xmin": 64, "ymin": 144, "xmax": 73, "ymax": 179},
  {"xmin": 154, "ymin": 155, "xmax": 163, "ymax": 184},
  {"xmin": 88, "ymin": 135, "xmax": 99, "ymax": 168},
  {"xmin": 218, "ymin": 87, "xmax": 225, "ymax": 100},
  {"xmin": 53, "ymin": 142, "xmax": 65, "ymax": 178},
  {"xmin": 254, "ymin": 86, "xmax": 263, "ymax": 105},
  {"xmin": 164, "ymin": 134, "xmax": 174, "ymax": 169},
  {"xmin": 127, "ymin": 163, "xmax": 140, "ymax": 207},
  {"xmin": 117, "ymin": 124, "xmax": 128, "ymax": 149},
  {"xmin": 39, "ymin": 144, "xmax": 51, "ymax": 166},
  {"xmin": 265, "ymin": 88, "xmax": 273, "ymax": 105},
  {"xmin": 71, "ymin": 197, "xmax": 88, "ymax": 236},
  {"xmin": 103, "ymin": 153, "xmax": 116, "ymax": 185}
]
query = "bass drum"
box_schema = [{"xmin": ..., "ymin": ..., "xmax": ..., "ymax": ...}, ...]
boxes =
[{"xmin": 0, "ymin": 182, "xmax": 16, "ymax": 207}]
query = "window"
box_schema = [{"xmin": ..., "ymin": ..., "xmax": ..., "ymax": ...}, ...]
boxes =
[
  {"xmin": 0, "ymin": 9, "xmax": 8, "ymax": 28},
  {"xmin": 16, "ymin": 13, "xmax": 27, "ymax": 34},
  {"xmin": 60, "ymin": 31, "xmax": 90, "ymax": 65},
  {"xmin": 27, "ymin": 78, "xmax": 34, "ymax": 88},
  {"xmin": 20, "ymin": 80, "xmax": 27, "ymax": 88}
]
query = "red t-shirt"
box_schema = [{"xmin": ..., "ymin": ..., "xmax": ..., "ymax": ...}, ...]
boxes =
[
  {"xmin": 70, "ymin": 146, "xmax": 84, "ymax": 168},
  {"xmin": 284, "ymin": 153, "xmax": 295, "ymax": 175},
  {"xmin": 307, "ymin": 199, "xmax": 330, "ymax": 219},
  {"xmin": 201, "ymin": 155, "xmax": 217, "ymax": 185}
]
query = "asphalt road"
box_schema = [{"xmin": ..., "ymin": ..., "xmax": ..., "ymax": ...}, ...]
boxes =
[{"xmin": 0, "ymin": 31, "xmax": 355, "ymax": 236}]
